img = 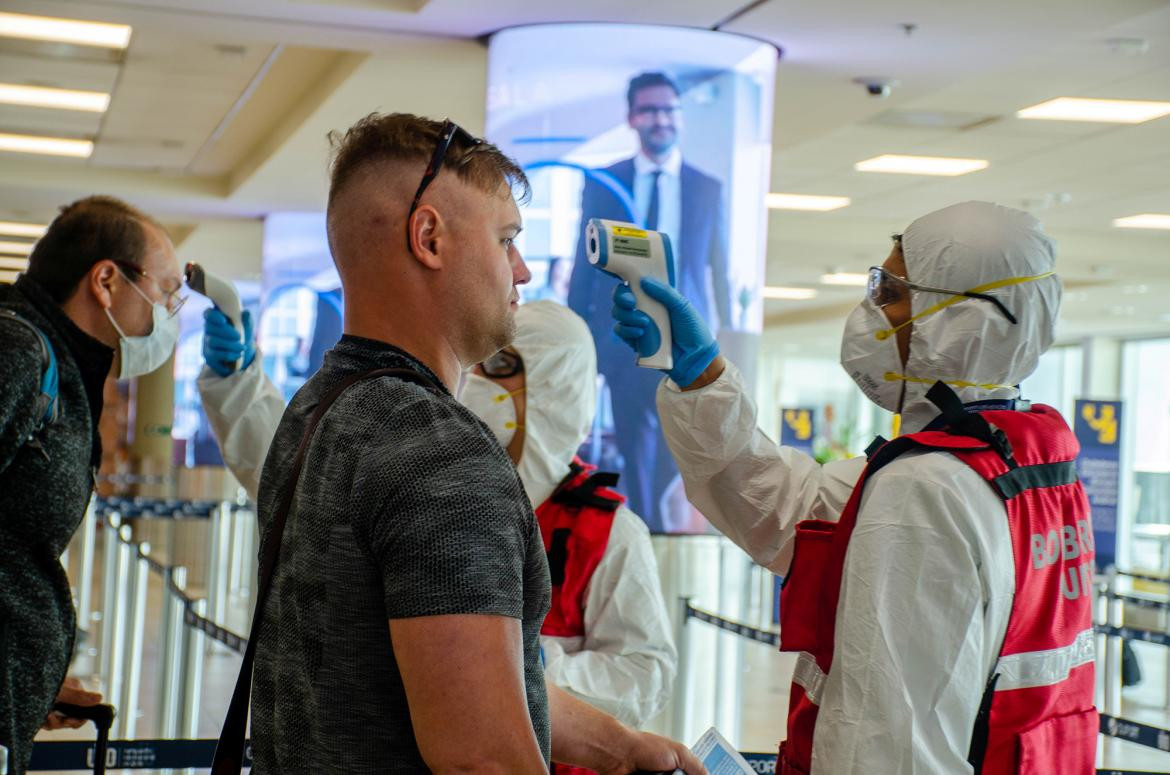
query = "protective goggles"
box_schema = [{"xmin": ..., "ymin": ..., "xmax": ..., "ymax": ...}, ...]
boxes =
[
  {"xmin": 868, "ymin": 266, "xmax": 1054, "ymax": 342},
  {"xmin": 481, "ymin": 349, "xmax": 523, "ymax": 378}
]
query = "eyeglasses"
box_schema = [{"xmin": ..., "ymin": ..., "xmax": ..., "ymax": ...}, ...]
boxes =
[
  {"xmin": 630, "ymin": 104, "xmax": 681, "ymax": 119},
  {"xmin": 406, "ymin": 118, "xmax": 482, "ymax": 251},
  {"xmin": 481, "ymin": 349, "xmax": 523, "ymax": 379},
  {"xmin": 867, "ymin": 265, "xmax": 1018, "ymax": 325},
  {"xmin": 114, "ymin": 261, "xmax": 188, "ymax": 318}
]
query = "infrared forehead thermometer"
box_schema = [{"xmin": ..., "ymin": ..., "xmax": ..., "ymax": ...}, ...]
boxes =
[
  {"xmin": 586, "ymin": 218, "xmax": 675, "ymax": 371},
  {"xmin": 184, "ymin": 262, "xmax": 245, "ymax": 369}
]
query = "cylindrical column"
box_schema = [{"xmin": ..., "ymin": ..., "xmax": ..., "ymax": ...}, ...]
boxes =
[
  {"xmin": 230, "ymin": 506, "xmax": 250, "ymax": 601},
  {"xmin": 205, "ymin": 505, "xmax": 224, "ymax": 653},
  {"xmin": 671, "ymin": 597, "xmax": 692, "ymax": 741},
  {"xmin": 77, "ymin": 497, "xmax": 98, "ymax": 642},
  {"xmin": 121, "ymin": 542, "xmax": 151, "ymax": 739},
  {"xmin": 98, "ymin": 513, "xmax": 122, "ymax": 677},
  {"xmin": 103, "ymin": 525, "xmax": 134, "ymax": 713},
  {"xmin": 1104, "ymin": 571, "xmax": 1122, "ymax": 716},
  {"xmin": 159, "ymin": 567, "xmax": 188, "ymax": 739},
  {"xmin": 180, "ymin": 598, "xmax": 207, "ymax": 739},
  {"xmin": 128, "ymin": 350, "xmax": 175, "ymax": 499}
]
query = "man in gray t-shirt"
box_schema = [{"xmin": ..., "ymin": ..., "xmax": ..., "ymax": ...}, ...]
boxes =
[{"xmin": 247, "ymin": 113, "xmax": 703, "ymax": 774}]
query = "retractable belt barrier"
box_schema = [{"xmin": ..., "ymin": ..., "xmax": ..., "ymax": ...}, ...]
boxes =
[
  {"xmin": 105, "ymin": 507, "xmax": 250, "ymax": 654},
  {"xmin": 681, "ymin": 601, "xmax": 1170, "ymax": 774},
  {"xmin": 1115, "ymin": 570, "xmax": 1170, "ymax": 587},
  {"xmin": 28, "ymin": 739, "xmax": 251, "ymax": 771}
]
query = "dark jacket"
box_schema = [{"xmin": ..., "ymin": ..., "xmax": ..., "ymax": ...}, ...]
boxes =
[
  {"xmin": 0, "ymin": 275, "xmax": 111, "ymax": 774},
  {"xmin": 566, "ymin": 155, "xmax": 732, "ymax": 371}
]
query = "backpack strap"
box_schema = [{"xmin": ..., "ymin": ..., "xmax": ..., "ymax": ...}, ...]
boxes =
[
  {"xmin": 925, "ymin": 381, "xmax": 1015, "ymax": 468},
  {"xmin": 549, "ymin": 468, "xmax": 623, "ymax": 512},
  {"xmin": 0, "ymin": 307, "xmax": 59, "ymax": 434},
  {"xmin": 212, "ymin": 366, "xmax": 439, "ymax": 774}
]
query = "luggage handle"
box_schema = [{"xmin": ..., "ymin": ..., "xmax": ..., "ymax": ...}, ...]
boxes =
[{"xmin": 51, "ymin": 703, "xmax": 115, "ymax": 775}]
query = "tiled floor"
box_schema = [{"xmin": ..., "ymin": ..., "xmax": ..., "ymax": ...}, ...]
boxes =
[{"xmin": 29, "ymin": 520, "xmax": 1170, "ymax": 773}]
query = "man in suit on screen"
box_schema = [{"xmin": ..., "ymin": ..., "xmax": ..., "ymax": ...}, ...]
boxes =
[{"xmin": 568, "ymin": 71, "xmax": 731, "ymax": 532}]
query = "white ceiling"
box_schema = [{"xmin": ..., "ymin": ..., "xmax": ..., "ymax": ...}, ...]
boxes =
[{"xmin": 0, "ymin": 0, "xmax": 1166, "ymax": 352}]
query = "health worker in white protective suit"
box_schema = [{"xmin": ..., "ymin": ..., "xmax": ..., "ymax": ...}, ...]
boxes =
[
  {"xmin": 610, "ymin": 201, "xmax": 1097, "ymax": 775},
  {"xmin": 197, "ymin": 299, "xmax": 677, "ymax": 735}
]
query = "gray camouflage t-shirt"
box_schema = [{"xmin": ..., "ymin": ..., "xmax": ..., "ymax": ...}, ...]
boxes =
[{"xmin": 250, "ymin": 336, "xmax": 551, "ymax": 773}]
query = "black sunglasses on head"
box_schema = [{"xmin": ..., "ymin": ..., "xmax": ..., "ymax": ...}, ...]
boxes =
[{"xmin": 405, "ymin": 119, "xmax": 482, "ymax": 251}]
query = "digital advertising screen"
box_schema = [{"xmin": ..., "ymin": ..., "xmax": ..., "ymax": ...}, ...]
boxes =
[{"xmin": 487, "ymin": 24, "xmax": 777, "ymax": 533}]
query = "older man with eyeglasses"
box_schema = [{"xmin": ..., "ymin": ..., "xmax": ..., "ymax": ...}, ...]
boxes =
[
  {"xmin": 610, "ymin": 200, "xmax": 1097, "ymax": 774},
  {"xmin": 1, "ymin": 195, "xmax": 183, "ymax": 774}
]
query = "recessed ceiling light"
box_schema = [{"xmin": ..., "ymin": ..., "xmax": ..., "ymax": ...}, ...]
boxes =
[
  {"xmin": 1017, "ymin": 97, "xmax": 1170, "ymax": 124},
  {"xmin": 762, "ymin": 286, "xmax": 818, "ymax": 300},
  {"xmin": 821, "ymin": 272, "xmax": 869, "ymax": 286},
  {"xmin": 855, "ymin": 154, "xmax": 989, "ymax": 176},
  {"xmin": 0, "ymin": 220, "xmax": 47, "ymax": 238},
  {"xmin": 0, "ymin": 256, "xmax": 28, "ymax": 270},
  {"xmin": 765, "ymin": 193, "xmax": 851, "ymax": 211},
  {"xmin": 0, "ymin": 11, "xmax": 131, "ymax": 49},
  {"xmin": 0, "ymin": 83, "xmax": 109, "ymax": 112},
  {"xmin": 0, "ymin": 240, "xmax": 34, "ymax": 256},
  {"xmin": 1113, "ymin": 214, "xmax": 1170, "ymax": 230},
  {"xmin": 0, "ymin": 132, "xmax": 93, "ymax": 158}
]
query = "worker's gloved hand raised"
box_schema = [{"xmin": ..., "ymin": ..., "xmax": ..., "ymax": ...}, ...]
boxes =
[
  {"xmin": 611, "ymin": 277, "xmax": 719, "ymax": 389},
  {"xmin": 202, "ymin": 307, "xmax": 256, "ymax": 378}
]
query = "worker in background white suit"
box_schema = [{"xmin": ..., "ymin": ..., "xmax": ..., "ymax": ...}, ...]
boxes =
[
  {"xmin": 197, "ymin": 299, "xmax": 676, "ymax": 729},
  {"xmin": 610, "ymin": 201, "xmax": 1083, "ymax": 774}
]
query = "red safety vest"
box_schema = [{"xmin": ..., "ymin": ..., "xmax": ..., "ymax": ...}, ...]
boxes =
[
  {"xmin": 537, "ymin": 458, "xmax": 622, "ymax": 775},
  {"xmin": 778, "ymin": 392, "xmax": 1097, "ymax": 775}
]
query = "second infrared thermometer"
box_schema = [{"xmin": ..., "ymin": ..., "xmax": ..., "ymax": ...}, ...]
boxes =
[
  {"xmin": 586, "ymin": 218, "xmax": 675, "ymax": 371},
  {"xmin": 184, "ymin": 262, "xmax": 245, "ymax": 370}
]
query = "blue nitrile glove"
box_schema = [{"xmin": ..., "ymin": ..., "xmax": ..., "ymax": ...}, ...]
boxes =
[
  {"xmin": 202, "ymin": 307, "xmax": 255, "ymax": 378},
  {"xmin": 611, "ymin": 276, "xmax": 719, "ymax": 388}
]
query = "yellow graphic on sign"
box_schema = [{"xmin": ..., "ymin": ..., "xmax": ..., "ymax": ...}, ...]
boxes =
[
  {"xmin": 613, "ymin": 225, "xmax": 648, "ymax": 239},
  {"xmin": 1081, "ymin": 402, "xmax": 1118, "ymax": 445},
  {"xmin": 784, "ymin": 409, "xmax": 813, "ymax": 442}
]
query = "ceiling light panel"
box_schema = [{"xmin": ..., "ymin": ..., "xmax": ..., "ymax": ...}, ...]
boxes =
[
  {"xmin": 821, "ymin": 272, "xmax": 869, "ymax": 286},
  {"xmin": 1113, "ymin": 214, "xmax": 1170, "ymax": 230},
  {"xmin": 0, "ymin": 12, "xmax": 131, "ymax": 49},
  {"xmin": 0, "ymin": 240, "xmax": 34, "ymax": 256},
  {"xmin": 766, "ymin": 194, "xmax": 851, "ymax": 211},
  {"xmin": 854, "ymin": 154, "xmax": 989, "ymax": 176},
  {"xmin": 0, "ymin": 132, "xmax": 93, "ymax": 158},
  {"xmin": 762, "ymin": 286, "xmax": 818, "ymax": 300},
  {"xmin": 0, "ymin": 83, "xmax": 110, "ymax": 112},
  {"xmin": 1018, "ymin": 98, "xmax": 1170, "ymax": 124},
  {"xmin": 0, "ymin": 221, "xmax": 47, "ymax": 238}
]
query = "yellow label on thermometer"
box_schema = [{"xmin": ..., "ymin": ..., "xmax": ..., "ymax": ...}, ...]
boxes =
[{"xmin": 612, "ymin": 225, "xmax": 648, "ymax": 239}]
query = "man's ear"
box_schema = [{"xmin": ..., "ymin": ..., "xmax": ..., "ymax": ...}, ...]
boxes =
[
  {"xmin": 87, "ymin": 260, "xmax": 119, "ymax": 309},
  {"xmin": 408, "ymin": 204, "xmax": 444, "ymax": 270}
]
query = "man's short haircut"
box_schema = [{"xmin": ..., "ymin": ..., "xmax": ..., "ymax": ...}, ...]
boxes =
[
  {"xmin": 26, "ymin": 195, "xmax": 160, "ymax": 303},
  {"xmin": 327, "ymin": 112, "xmax": 530, "ymax": 210},
  {"xmin": 627, "ymin": 72, "xmax": 681, "ymax": 111}
]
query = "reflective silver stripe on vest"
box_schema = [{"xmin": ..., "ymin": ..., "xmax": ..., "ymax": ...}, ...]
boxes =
[
  {"xmin": 793, "ymin": 651, "xmax": 828, "ymax": 706},
  {"xmin": 994, "ymin": 628, "xmax": 1096, "ymax": 692}
]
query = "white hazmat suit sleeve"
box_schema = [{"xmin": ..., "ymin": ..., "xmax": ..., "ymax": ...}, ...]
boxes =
[
  {"xmin": 813, "ymin": 449, "xmax": 1013, "ymax": 775},
  {"xmin": 540, "ymin": 504, "xmax": 677, "ymax": 728},
  {"xmin": 656, "ymin": 360, "xmax": 863, "ymax": 574},
  {"xmin": 196, "ymin": 361, "xmax": 285, "ymax": 501}
]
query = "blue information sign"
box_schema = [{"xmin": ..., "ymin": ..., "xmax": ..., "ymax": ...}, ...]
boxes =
[
  {"xmin": 1074, "ymin": 399, "xmax": 1122, "ymax": 568},
  {"xmin": 779, "ymin": 407, "xmax": 816, "ymax": 456}
]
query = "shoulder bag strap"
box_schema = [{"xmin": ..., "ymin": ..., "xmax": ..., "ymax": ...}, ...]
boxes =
[{"xmin": 211, "ymin": 366, "xmax": 438, "ymax": 773}]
